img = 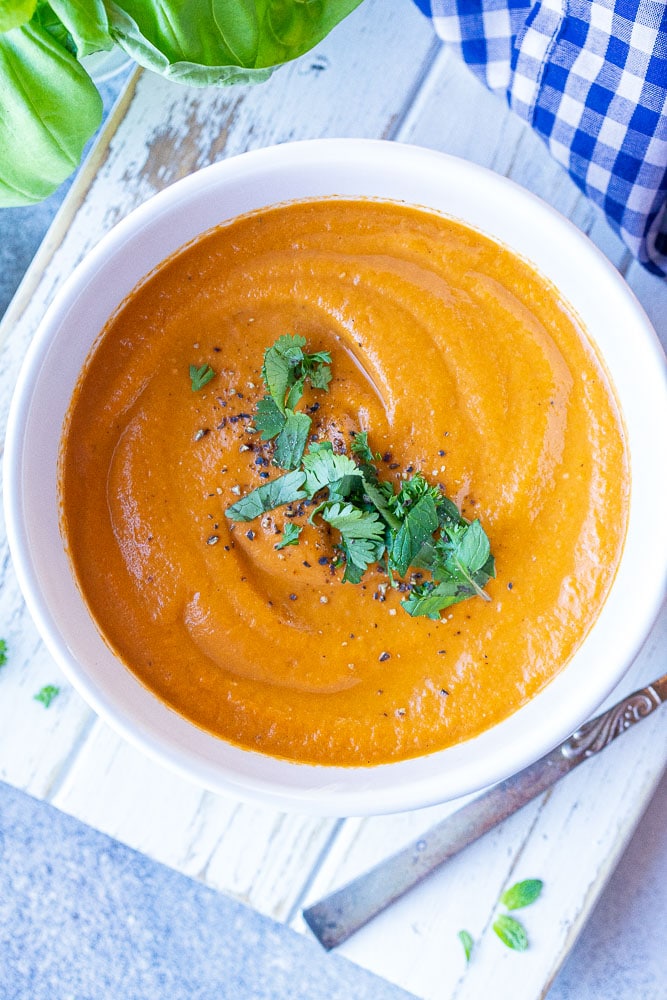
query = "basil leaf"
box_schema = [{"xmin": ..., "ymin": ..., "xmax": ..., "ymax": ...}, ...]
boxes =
[
  {"xmin": 104, "ymin": 0, "xmax": 363, "ymax": 86},
  {"xmin": 389, "ymin": 493, "xmax": 438, "ymax": 577},
  {"xmin": 500, "ymin": 879, "xmax": 544, "ymax": 911},
  {"xmin": 48, "ymin": 0, "xmax": 112, "ymax": 56},
  {"xmin": 0, "ymin": 23, "xmax": 102, "ymax": 206},
  {"xmin": 225, "ymin": 469, "xmax": 306, "ymax": 521},
  {"xmin": 492, "ymin": 914, "xmax": 529, "ymax": 951},
  {"xmin": 0, "ymin": 0, "xmax": 37, "ymax": 33},
  {"xmin": 273, "ymin": 409, "xmax": 311, "ymax": 469},
  {"xmin": 457, "ymin": 929, "xmax": 474, "ymax": 964}
]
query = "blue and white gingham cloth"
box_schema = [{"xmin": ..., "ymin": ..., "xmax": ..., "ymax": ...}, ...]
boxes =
[{"xmin": 412, "ymin": 1, "xmax": 667, "ymax": 276}]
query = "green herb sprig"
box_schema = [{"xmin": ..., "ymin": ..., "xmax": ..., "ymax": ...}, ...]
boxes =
[
  {"xmin": 225, "ymin": 336, "xmax": 495, "ymax": 620},
  {"xmin": 0, "ymin": 639, "xmax": 7, "ymax": 668},
  {"xmin": 34, "ymin": 684, "xmax": 60, "ymax": 708},
  {"xmin": 458, "ymin": 878, "xmax": 544, "ymax": 962},
  {"xmin": 190, "ymin": 364, "xmax": 216, "ymax": 392}
]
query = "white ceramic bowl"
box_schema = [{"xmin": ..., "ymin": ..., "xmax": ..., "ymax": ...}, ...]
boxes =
[{"xmin": 5, "ymin": 139, "xmax": 667, "ymax": 815}]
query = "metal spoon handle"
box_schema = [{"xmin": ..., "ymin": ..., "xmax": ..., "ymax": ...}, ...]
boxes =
[{"xmin": 303, "ymin": 674, "xmax": 667, "ymax": 949}]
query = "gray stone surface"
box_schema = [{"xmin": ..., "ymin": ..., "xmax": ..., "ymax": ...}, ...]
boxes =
[{"xmin": 0, "ymin": 781, "xmax": 417, "ymax": 1000}]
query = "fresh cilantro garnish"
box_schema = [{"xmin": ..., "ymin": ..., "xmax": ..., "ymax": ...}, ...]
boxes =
[
  {"xmin": 34, "ymin": 684, "xmax": 60, "ymax": 708},
  {"xmin": 0, "ymin": 639, "xmax": 7, "ymax": 668},
  {"xmin": 226, "ymin": 337, "xmax": 495, "ymax": 619},
  {"xmin": 456, "ymin": 879, "xmax": 543, "ymax": 959},
  {"xmin": 320, "ymin": 502, "xmax": 386, "ymax": 584},
  {"xmin": 253, "ymin": 334, "xmax": 332, "ymax": 467},
  {"xmin": 225, "ymin": 470, "xmax": 307, "ymax": 521},
  {"xmin": 492, "ymin": 914, "xmax": 528, "ymax": 951},
  {"xmin": 189, "ymin": 363, "xmax": 215, "ymax": 392},
  {"xmin": 500, "ymin": 879, "xmax": 544, "ymax": 911},
  {"xmin": 273, "ymin": 410, "xmax": 312, "ymax": 470},
  {"xmin": 275, "ymin": 522, "xmax": 302, "ymax": 549},
  {"xmin": 254, "ymin": 396, "xmax": 286, "ymax": 440},
  {"xmin": 457, "ymin": 929, "xmax": 474, "ymax": 964}
]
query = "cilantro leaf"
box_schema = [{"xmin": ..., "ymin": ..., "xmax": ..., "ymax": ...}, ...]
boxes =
[
  {"xmin": 254, "ymin": 396, "xmax": 286, "ymax": 440},
  {"xmin": 302, "ymin": 445, "xmax": 360, "ymax": 497},
  {"xmin": 389, "ymin": 493, "xmax": 438, "ymax": 577},
  {"xmin": 189, "ymin": 363, "xmax": 215, "ymax": 391},
  {"xmin": 261, "ymin": 334, "xmax": 306, "ymax": 413},
  {"xmin": 458, "ymin": 929, "xmax": 474, "ymax": 964},
  {"xmin": 34, "ymin": 684, "xmax": 60, "ymax": 708},
  {"xmin": 275, "ymin": 522, "xmax": 302, "ymax": 549},
  {"xmin": 492, "ymin": 914, "xmax": 529, "ymax": 951},
  {"xmin": 500, "ymin": 880, "xmax": 544, "ymax": 911},
  {"xmin": 350, "ymin": 431, "xmax": 375, "ymax": 464},
  {"xmin": 0, "ymin": 639, "xmax": 7, "ymax": 668},
  {"xmin": 260, "ymin": 335, "xmax": 332, "ymax": 415},
  {"xmin": 225, "ymin": 470, "xmax": 307, "ymax": 521},
  {"xmin": 320, "ymin": 502, "xmax": 386, "ymax": 583},
  {"xmin": 400, "ymin": 580, "xmax": 464, "ymax": 620},
  {"xmin": 273, "ymin": 410, "xmax": 312, "ymax": 469}
]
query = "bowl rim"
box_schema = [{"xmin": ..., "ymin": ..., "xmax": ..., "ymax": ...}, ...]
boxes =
[{"xmin": 4, "ymin": 138, "xmax": 667, "ymax": 815}]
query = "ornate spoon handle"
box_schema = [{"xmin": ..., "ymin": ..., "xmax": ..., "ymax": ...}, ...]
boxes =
[{"xmin": 303, "ymin": 673, "xmax": 667, "ymax": 950}]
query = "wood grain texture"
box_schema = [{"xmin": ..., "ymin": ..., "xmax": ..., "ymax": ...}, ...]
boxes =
[{"xmin": 0, "ymin": 2, "xmax": 664, "ymax": 997}]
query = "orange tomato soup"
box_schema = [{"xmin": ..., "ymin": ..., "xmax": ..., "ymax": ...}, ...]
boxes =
[{"xmin": 59, "ymin": 199, "xmax": 629, "ymax": 765}]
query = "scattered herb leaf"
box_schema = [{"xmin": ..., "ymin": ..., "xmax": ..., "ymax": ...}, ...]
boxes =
[
  {"xmin": 273, "ymin": 410, "xmax": 312, "ymax": 470},
  {"xmin": 255, "ymin": 395, "xmax": 286, "ymax": 440},
  {"xmin": 492, "ymin": 914, "xmax": 529, "ymax": 952},
  {"xmin": 34, "ymin": 684, "xmax": 60, "ymax": 708},
  {"xmin": 457, "ymin": 929, "xmax": 474, "ymax": 964},
  {"xmin": 501, "ymin": 879, "xmax": 544, "ymax": 911},
  {"xmin": 275, "ymin": 522, "xmax": 302, "ymax": 549},
  {"xmin": 225, "ymin": 470, "xmax": 307, "ymax": 521},
  {"xmin": 190, "ymin": 363, "xmax": 215, "ymax": 392},
  {"xmin": 0, "ymin": 638, "xmax": 7, "ymax": 667}
]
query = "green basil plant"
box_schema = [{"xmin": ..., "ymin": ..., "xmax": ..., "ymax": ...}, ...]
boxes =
[{"xmin": 0, "ymin": 0, "xmax": 363, "ymax": 206}]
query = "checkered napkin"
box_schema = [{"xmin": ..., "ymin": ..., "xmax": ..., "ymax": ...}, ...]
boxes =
[{"xmin": 412, "ymin": 1, "xmax": 667, "ymax": 277}]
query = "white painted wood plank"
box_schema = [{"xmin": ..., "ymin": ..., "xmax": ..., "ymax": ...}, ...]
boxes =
[
  {"xmin": 51, "ymin": 719, "xmax": 337, "ymax": 921},
  {"xmin": 295, "ymin": 606, "xmax": 667, "ymax": 1000}
]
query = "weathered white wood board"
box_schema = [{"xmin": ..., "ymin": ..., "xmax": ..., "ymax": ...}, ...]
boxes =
[{"xmin": 0, "ymin": 2, "xmax": 665, "ymax": 998}]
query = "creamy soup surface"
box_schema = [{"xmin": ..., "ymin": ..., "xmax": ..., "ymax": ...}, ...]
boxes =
[{"xmin": 59, "ymin": 199, "xmax": 629, "ymax": 765}]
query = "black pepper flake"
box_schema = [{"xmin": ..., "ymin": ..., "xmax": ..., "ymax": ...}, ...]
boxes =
[
  {"xmin": 308, "ymin": 401, "xmax": 320, "ymax": 413},
  {"xmin": 194, "ymin": 428, "xmax": 210, "ymax": 442},
  {"xmin": 379, "ymin": 652, "xmax": 391, "ymax": 662},
  {"xmin": 438, "ymin": 449, "xmax": 446, "ymax": 456},
  {"xmin": 438, "ymin": 649, "xmax": 446, "ymax": 655},
  {"xmin": 389, "ymin": 462, "xmax": 400, "ymax": 470},
  {"xmin": 213, "ymin": 346, "xmax": 222, "ymax": 352},
  {"xmin": 246, "ymin": 530, "xmax": 255, "ymax": 540},
  {"xmin": 406, "ymin": 465, "xmax": 414, "ymax": 473},
  {"xmin": 303, "ymin": 561, "xmax": 311, "ymax": 568},
  {"xmin": 289, "ymin": 593, "xmax": 297, "ymax": 601},
  {"xmin": 383, "ymin": 452, "xmax": 392, "ymax": 462},
  {"xmin": 259, "ymin": 472, "xmax": 269, "ymax": 479},
  {"xmin": 440, "ymin": 688, "xmax": 449, "ymax": 696},
  {"xmin": 254, "ymin": 455, "xmax": 268, "ymax": 466},
  {"xmin": 318, "ymin": 556, "xmax": 329, "ymax": 565},
  {"xmin": 206, "ymin": 535, "xmax": 219, "ymax": 545},
  {"xmin": 508, "ymin": 581, "xmax": 514, "ymax": 590}
]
